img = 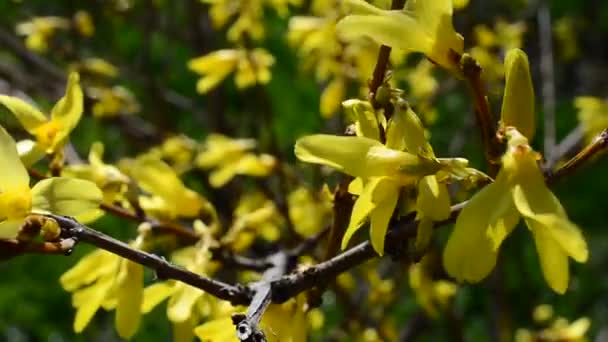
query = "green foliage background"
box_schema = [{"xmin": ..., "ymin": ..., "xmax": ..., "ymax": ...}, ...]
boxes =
[{"xmin": 0, "ymin": 0, "xmax": 607, "ymax": 341}]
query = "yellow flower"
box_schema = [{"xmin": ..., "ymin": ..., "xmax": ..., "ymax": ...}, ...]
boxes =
[
  {"xmin": 60, "ymin": 239, "xmax": 145, "ymax": 338},
  {"xmin": 287, "ymin": 186, "xmax": 332, "ymax": 237},
  {"xmin": 73, "ymin": 10, "xmax": 95, "ymax": 37},
  {"xmin": 337, "ymin": 0, "xmax": 464, "ymax": 72},
  {"xmin": 196, "ymin": 134, "xmax": 276, "ymax": 188},
  {"xmin": 443, "ymin": 128, "xmax": 588, "ymax": 293},
  {"xmin": 0, "ymin": 72, "xmax": 84, "ymax": 163},
  {"xmin": 62, "ymin": 142, "xmax": 130, "ymax": 204},
  {"xmin": 574, "ymin": 96, "xmax": 608, "ymax": 142},
  {"xmin": 87, "ymin": 85, "xmax": 139, "ymax": 118},
  {"xmin": 295, "ymin": 100, "xmax": 469, "ymax": 255},
  {"xmin": 75, "ymin": 58, "xmax": 119, "ymax": 78},
  {"xmin": 222, "ymin": 192, "xmax": 283, "ymax": 251},
  {"xmin": 0, "ymin": 125, "xmax": 102, "ymax": 239},
  {"xmin": 188, "ymin": 48, "xmax": 275, "ymax": 94},
  {"xmin": 15, "ymin": 16, "xmax": 70, "ymax": 52},
  {"xmin": 409, "ymin": 255, "xmax": 457, "ymax": 318},
  {"xmin": 123, "ymin": 156, "xmax": 213, "ymax": 220}
]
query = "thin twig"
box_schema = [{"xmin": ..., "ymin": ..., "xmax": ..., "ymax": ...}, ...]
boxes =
[
  {"xmin": 368, "ymin": 0, "xmax": 407, "ymax": 115},
  {"xmin": 548, "ymin": 128, "xmax": 608, "ymax": 183},
  {"xmin": 461, "ymin": 55, "xmax": 501, "ymax": 176}
]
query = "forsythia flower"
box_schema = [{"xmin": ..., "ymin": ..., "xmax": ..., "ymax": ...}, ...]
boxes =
[
  {"xmin": 444, "ymin": 49, "xmax": 586, "ymax": 293},
  {"xmin": 73, "ymin": 10, "xmax": 95, "ymax": 37},
  {"xmin": 15, "ymin": 16, "xmax": 70, "ymax": 52},
  {"xmin": 0, "ymin": 125, "xmax": 102, "ymax": 239},
  {"xmin": 60, "ymin": 233, "xmax": 146, "ymax": 338},
  {"xmin": 443, "ymin": 128, "xmax": 588, "ymax": 293},
  {"xmin": 145, "ymin": 135, "xmax": 198, "ymax": 174},
  {"xmin": 62, "ymin": 142, "xmax": 130, "ymax": 203},
  {"xmin": 287, "ymin": 186, "xmax": 332, "ymax": 237},
  {"xmin": 203, "ymin": 0, "xmax": 301, "ymax": 42},
  {"xmin": 574, "ymin": 96, "xmax": 608, "ymax": 142},
  {"xmin": 122, "ymin": 156, "xmax": 214, "ymax": 220},
  {"xmin": 516, "ymin": 305, "xmax": 590, "ymax": 342},
  {"xmin": 188, "ymin": 48, "xmax": 275, "ymax": 94},
  {"xmin": 73, "ymin": 57, "xmax": 119, "ymax": 78},
  {"xmin": 409, "ymin": 255, "xmax": 457, "ymax": 318},
  {"xmin": 196, "ymin": 134, "xmax": 276, "ymax": 188},
  {"xmin": 221, "ymin": 192, "xmax": 283, "ymax": 251},
  {"xmin": 88, "ymin": 86, "xmax": 140, "ymax": 118},
  {"xmin": 295, "ymin": 99, "xmax": 472, "ymax": 255},
  {"xmin": 0, "ymin": 72, "xmax": 84, "ymax": 165},
  {"xmin": 287, "ymin": 2, "xmax": 380, "ymax": 118},
  {"xmin": 337, "ymin": 0, "xmax": 464, "ymax": 72}
]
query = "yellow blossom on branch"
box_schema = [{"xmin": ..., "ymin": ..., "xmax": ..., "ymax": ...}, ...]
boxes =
[
  {"xmin": 60, "ymin": 229, "xmax": 147, "ymax": 339},
  {"xmin": 196, "ymin": 134, "xmax": 276, "ymax": 188},
  {"xmin": 0, "ymin": 72, "xmax": 84, "ymax": 165},
  {"xmin": 0, "ymin": 125, "xmax": 103, "ymax": 239},
  {"xmin": 188, "ymin": 48, "xmax": 275, "ymax": 94},
  {"xmin": 337, "ymin": 0, "xmax": 464, "ymax": 72},
  {"xmin": 15, "ymin": 16, "xmax": 70, "ymax": 52},
  {"xmin": 443, "ymin": 128, "xmax": 588, "ymax": 293},
  {"xmin": 295, "ymin": 99, "xmax": 477, "ymax": 255}
]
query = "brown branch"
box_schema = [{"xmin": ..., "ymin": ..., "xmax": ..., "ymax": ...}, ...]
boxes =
[
  {"xmin": 51, "ymin": 215, "xmax": 252, "ymax": 305},
  {"xmin": 461, "ymin": 55, "xmax": 501, "ymax": 176},
  {"xmin": 368, "ymin": 0, "xmax": 407, "ymax": 113}
]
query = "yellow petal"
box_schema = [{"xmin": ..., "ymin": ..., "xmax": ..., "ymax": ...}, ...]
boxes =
[
  {"xmin": 320, "ymin": 78, "xmax": 345, "ymax": 118},
  {"xmin": 338, "ymin": 0, "xmax": 463, "ymax": 70},
  {"xmin": 0, "ymin": 220, "xmax": 23, "ymax": 240},
  {"xmin": 501, "ymin": 49, "xmax": 535, "ymax": 140},
  {"xmin": 443, "ymin": 180, "xmax": 516, "ymax": 282},
  {"xmin": 73, "ymin": 277, "xmax": 114, "ymax": 333},
  {"xmin": 0, "ymin": 125, "xmax": 30, "ymax": 191},
  {"xmin": 30, "ymin": 177, "xmax": 103, "ymax": 221},
  {"xmin": 341, "ymin": 178, "xmax": 381, "ymax": 250},
  {"xmin": 295, "ymin": 134, "xmax": 439, "ymax": 179},
  {"xmin": 417, "ymin": 176, "xmax": 450, "ymax": 221},
  {"xmin": 342, "ymin": 99, "xmax": 380, "ymax": 140},
  {"xmin": 173, "ymin": 317, "xmax": 196, "ymax": 342},
  {"xmin": 348, "ymin": 177, "xmax": 364, "ymax": 195},
  {"xmin": 188, "ymin": 50, "xmax": 239, "ymax": 93},
  {"xmin": 414, "ymin": 218, "xmax": 434, "ymax": 254},
  {"xmin": 0, "ymin": 95, "xmax": 47, "ymax": 134},
  {"xmin": 387, "ymin": 102, "xmax": 432, "ymax": 156},
  {"xmin": 485, "ymin": 170, "xmax": 520, "ymax": 250},
  {"xmin": 60, "ymin": 249, "xmax": 116, "ymax": 291},
  {"xmin": 194, "ymin": 317, "xmax": 239, "ymax": 342},
  {"xmin": 523, "ymin": 213, "xmax": 588, "ymax": 263},
  {"xmin": 167, "ymin": 283, "xmax": 204, "ymax": 323},
  {"xmin": 141, "ymin": 282, "xmax": 175, "ymax": 314},
  {"xmin": 16, "ymin": 139, "xmax": 46, "ymax": 167},
  {"xmin": 527, "ymin": 218, "xmax": 569, "ymax": 294},
  {"xmin": 115, "ymin": 260, "xmax": 144, "ymax": 339},
  {"xmin": 369, "ymin": 186, "xmax": 399, "ymax": 255},
  {"xmin": 50, "ymin": 72, "xmax": 84, "ymax": 148}
]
